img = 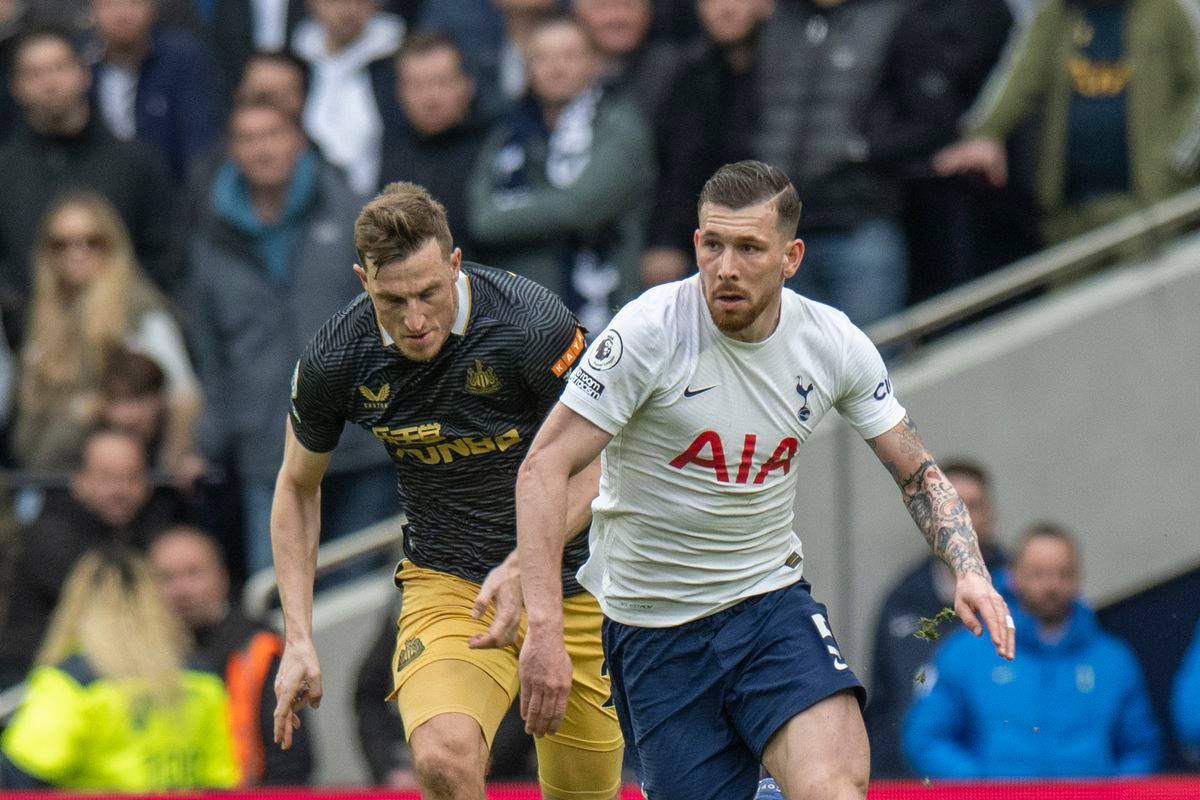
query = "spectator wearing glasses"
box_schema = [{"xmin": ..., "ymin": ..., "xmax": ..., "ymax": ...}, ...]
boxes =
[{"xmin": 12, "ymin": 191, "xmax": 200, "ymax": 474}]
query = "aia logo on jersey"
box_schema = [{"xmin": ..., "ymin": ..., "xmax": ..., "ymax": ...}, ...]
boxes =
[{"xmin": 669, "ymin": 431, "xmax": 798, "ymax": 484}]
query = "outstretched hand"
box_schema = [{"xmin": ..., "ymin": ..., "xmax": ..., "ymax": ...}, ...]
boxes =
[
  {"xmin": 273, "ymin": 639, "xmax": 323, "ymax": 750},
  {"xmin": 469, "ymin": 553, "xmax": 523, "ymax": 649},
  {"xmin": 954, "ymin": 571, "xmax": 1016, "ymax": 660}
]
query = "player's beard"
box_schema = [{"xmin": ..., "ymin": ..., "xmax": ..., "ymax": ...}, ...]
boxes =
[{"xmin": 704, "ymin": 284, "xmax": 774, "ymax": 335}]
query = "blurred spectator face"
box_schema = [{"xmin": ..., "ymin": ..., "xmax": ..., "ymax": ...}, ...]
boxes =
[
  {"xmin": 310, "ymin": 0, "xmax": 376, "ymax": 51},
  {"xmin": 697, "ymin": 0, "xmax": 772, "ymax": 45},
  {"xmin": 528, "ymin": 21, "xmax": 598, "ymax": 108},
  {"xmin": 1012, "ymin": 535, "xmax": 1079, "ymax": 627},
  {"xmin": 92, "ymin": 0, "xmax": 157, "ymax": 51},
  {"xmin": 398, "ymin": 44, "xmax": 474, "ymax": 137},
  {"xmin": 12, "ymin": 36, "xmax": 91, "ymax": 131},
  {"xmin": 43, "ymin": 203, "xmax": 113, "ymax": 294},
  {"xmin": 150, "ymin": 529, "xmax": 230, "ymax": 630},
  {"xmin": 230, "ymin": 104, "xmax": 307, "ymax": 192},
  {"xmin": 946, "ymin": 470, "xmax": 995, "ymax": 547},
  {"xmin": 574, "ymin": 0, "xmax": 651, "ymax": 57},
  {"xmin": 71, "ymin": 431, "xmax": 152, "ymax": 527},
  {"xmin": 236, "ymin": 58, "xmax": 307, "ymax": 121}
]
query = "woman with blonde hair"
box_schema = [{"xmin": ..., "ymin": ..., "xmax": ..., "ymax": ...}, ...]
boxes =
[
  {"xmin": 14, "ymin": 190, "xmax": 200, "ymax": 472},
  {"xmin": 0, "ymin": 547, "xmax": 239, "ymax": 790}
]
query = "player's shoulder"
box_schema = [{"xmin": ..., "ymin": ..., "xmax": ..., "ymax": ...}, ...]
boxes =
[
  {"xmin": 464, "ymin": 262, "xmax": 576, "ymax": 334},
  {"xmin": 784, "ymin": 288, "xmax": 863, "ymax": 338},
  {"xmin": 784, "ymin": 288, "xmax": 880, "ymax": 364}
]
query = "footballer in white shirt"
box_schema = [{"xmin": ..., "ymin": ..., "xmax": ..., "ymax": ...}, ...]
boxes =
[{"xmin": 515, "ymin": 161, "xmax": 1014, "ymax": 800}]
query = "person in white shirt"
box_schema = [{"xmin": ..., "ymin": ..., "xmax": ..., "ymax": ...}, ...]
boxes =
[
  {"xmin": 513, "ymin": 160, "xmax": 1015, "ymax": 800},
  {"xmin": 292, "ymin": 0, "xmax": 404, "ymax": 194}
]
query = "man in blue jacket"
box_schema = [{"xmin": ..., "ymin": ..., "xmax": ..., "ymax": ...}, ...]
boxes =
[
  {"xmin": 90, "ymin": 0, "xmax": 223, "ymax": 181},
  {"xmin": 904, "ymin": 521, "xmax": 1162, "ymax": 778}
]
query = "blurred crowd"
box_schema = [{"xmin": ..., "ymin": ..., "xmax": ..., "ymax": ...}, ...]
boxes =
[{"xmin": 0, "ymin": 0, "xmax": 1199, "ymax": 791}]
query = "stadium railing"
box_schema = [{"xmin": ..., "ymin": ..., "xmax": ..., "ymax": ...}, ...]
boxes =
[
  {"xmin": 241, "ymin": 512, "xmax": 406, "ymax": 619},
  {"xmin": 865, "ymin": 184, "xmax": 1200, "ymax": 353}
]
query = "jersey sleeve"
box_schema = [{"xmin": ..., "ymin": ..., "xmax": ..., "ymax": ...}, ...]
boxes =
[
  {"xmin": 559, "ymin": 296, "xmax": 666, "ymax": 435},
  {"xmin": 834, "ymin": 321, "xmax": 906, "ymax": 439},
  {"xmin": 288, "ymin": 336, "xmax": 347, "ymax": 454},
  {"xmin": 519, "ymin": 295, "xmax": 587, "ymax": 418}
]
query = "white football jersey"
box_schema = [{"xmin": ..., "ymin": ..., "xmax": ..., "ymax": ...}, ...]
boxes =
[{"xmin": 561, "ymin": 276, "xmax": 905, "ymax": 626}]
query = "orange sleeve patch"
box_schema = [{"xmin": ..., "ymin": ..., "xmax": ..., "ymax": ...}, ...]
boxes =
[{"xmin": 551, "ymin": 327, "xmax": 586, "ymax": 377}]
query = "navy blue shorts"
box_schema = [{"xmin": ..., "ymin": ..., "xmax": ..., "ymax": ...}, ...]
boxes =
[{"xmin": 602, "ymin": 580, "xmax": 864, "ymax": 800}]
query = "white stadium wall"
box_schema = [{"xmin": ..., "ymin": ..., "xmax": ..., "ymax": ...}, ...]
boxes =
[{"xmin": 801, "ymin": 231, "xmax": 1200, "ymax": 679}]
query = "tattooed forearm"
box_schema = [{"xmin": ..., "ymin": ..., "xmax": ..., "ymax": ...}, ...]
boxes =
[{"xmin": 874, "ymin": 416, "xmax": 989, "ymax": 579}]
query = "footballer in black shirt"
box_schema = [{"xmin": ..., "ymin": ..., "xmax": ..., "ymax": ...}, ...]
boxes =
[{"xmin": 270, "ymin": 183, "xmax": 622, "ymax": 798}]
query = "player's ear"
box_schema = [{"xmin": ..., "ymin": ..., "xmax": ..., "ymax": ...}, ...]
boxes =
[
  {"xmin": 353, "ymin": 263, "xmax": 369, "ymax": 291},
  {"xmin": 449, "ymin": 247, "xmax": 462, "ymax": 278},
  {"xmin": 783, "ymin": 238, "xmax": 804, "ymax": 280}
]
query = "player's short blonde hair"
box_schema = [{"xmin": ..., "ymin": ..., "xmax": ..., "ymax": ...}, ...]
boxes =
[{"xmin": 355, "ymin": 182, "xmax": 454, "ymax": 272}]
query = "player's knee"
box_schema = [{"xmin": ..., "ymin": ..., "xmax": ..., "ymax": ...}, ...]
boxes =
[
  {"xmin": 410, "ymin": 722, "xmax": 488, "ymax": 794},
  {"xmin": 792, "ymin": 761, "xmax": 868, "ymax": 800}
]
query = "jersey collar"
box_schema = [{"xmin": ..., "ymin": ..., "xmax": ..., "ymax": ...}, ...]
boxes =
[
  {"xmin": 377, "ymin": 269, "xmax": 473, "ymax": 347},
  {"xmin": 450, "ymin": 269, "xmax": 472, "ymax": 336}
]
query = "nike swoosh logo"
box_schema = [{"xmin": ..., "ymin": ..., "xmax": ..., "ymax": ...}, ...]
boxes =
[{"xmin": 683, "ymin": 385, "xmax": 717, "ymax": 398}]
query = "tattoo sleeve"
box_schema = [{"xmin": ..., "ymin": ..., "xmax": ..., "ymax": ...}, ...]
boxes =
[{"xmin": 872, "ymin": 416, "xmax": 989, "ymax": 579}]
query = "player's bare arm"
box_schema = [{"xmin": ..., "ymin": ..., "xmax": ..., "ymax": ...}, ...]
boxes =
[
  {"xmin": 271, "ymin": 420, "xmax": 333, "ymax": 749},
  {"xmin": 869, "ymin": 415, "xmax": 1015, "ymax": 660},
  {"xmin": 515, "ymin": 403, "xmax": 613, "ymax": 735},
  {"xmin": 469, "ymin": 455, "xmax": 602, "ymax": 650}
]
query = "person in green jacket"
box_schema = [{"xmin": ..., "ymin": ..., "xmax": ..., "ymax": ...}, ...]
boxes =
[
  {"xmin": 934, "ymin": 0, "xmax": 1200, "ymax": 245},
  {"xmin": 0, "ymin": 547, "xmax": 240, "ymax": 791}
]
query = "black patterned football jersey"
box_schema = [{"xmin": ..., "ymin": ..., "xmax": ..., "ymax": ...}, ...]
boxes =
[{"xmin": 290, "ymin": 263, "xmax": 590, "ymax": 594}]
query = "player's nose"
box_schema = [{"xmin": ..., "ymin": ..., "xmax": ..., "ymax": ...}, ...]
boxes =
[{"xmin": 716, "ymin": 248, "xmax": 740, "ymax": 280}]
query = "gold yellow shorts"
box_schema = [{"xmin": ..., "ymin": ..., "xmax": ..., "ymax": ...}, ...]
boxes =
[{"xmin": 388, "ymin": 560, "xmax": 623, "ymax": 798}]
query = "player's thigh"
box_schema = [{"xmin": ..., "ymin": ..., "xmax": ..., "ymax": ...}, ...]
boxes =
[
  {"xmin": 760, "ymin": 690, "xmax": 869, "ymax": 800},
  {"xmin": 600, "ymin": 614, "xmax": 760, "ymax": 800},
  {"xmin": 725, "ymin": 582, "xmax": 867, "ymax": 797},
  {"xmin": 535, "ymin": 592, "xmax": 624, "ymax": 799},
  {"xmin": 389, "ymin": 561, "xmax": 521, "ymax": 745}
]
